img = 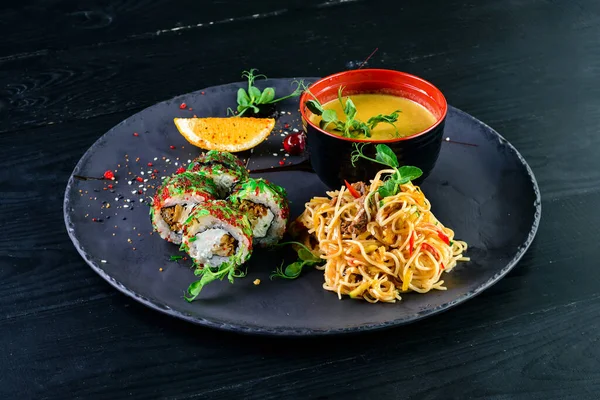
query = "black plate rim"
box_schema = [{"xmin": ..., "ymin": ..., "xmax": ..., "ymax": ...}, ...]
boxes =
[{"xmin": 63, "ymin": 79, "xmax": 542, "ymax": 336}]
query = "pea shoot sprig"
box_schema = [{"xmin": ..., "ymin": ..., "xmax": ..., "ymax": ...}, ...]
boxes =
[
  {"xmin": 229, "ymin": 69, "xmax": 303, "ymax": 117},
  {"xmin": 270, "ymin": 241, "xmax": 323, "ymax": 280},
  {"xmin": 351, "ymin": 143, "xmax": 423, "ymax": 198},
  {"xmin": 304, "ymin": 85, "xmax": 402, "ymax": 138}
]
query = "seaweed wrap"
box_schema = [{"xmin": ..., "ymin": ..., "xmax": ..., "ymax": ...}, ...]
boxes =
[
  {"xmin": 229, "ymin": 178, "xmax": 289, "ymax": 247},
  {"xmin": 151, "ymin": 172, "xmax": 218, "ymax": 244},
  {"xmin": 187, "ymin": 150, "xmax": 249, "ymax": 198}
]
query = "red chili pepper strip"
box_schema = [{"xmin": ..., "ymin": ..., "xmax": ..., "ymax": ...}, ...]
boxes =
[
  {"xmin": 421, "ymin": 243, "xmax": 439, "ymax": 260},
  {"xmin": 344, "ymin": 180, "xmax": 361, "ymax": 199},
  {"xmin": 409, "ymin": 232, "xmax": 415, "ymax": 256},
  {"xmin": 441, "ymin": 263, "xmax": 445, "ymax": 270},
  {"xmin": 437, "ymin": 230, "xmax": 450, "ymax": 245}
]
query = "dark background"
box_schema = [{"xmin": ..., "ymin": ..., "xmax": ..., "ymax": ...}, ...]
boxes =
[{"xmin": 1, "ymin": 0, "xmax": 598, "ymax": 399}]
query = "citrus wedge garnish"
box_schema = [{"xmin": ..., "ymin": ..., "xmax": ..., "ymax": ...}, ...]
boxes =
[{"xmin": 173, "ymin": 117, "xmax": 275, "ymax": 152}]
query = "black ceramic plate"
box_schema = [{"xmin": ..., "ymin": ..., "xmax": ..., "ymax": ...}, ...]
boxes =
[{"xmin": 64, "ymin": 78, "xmax": 541, "ymax": 336}]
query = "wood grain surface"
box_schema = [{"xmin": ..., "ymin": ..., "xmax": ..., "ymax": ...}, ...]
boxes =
[{"xmin": 1, "ymin": 0, "xmax": 599, "ymax": 398}]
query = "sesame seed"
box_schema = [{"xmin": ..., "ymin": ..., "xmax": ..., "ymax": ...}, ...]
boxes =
[
  {"xmin": 128, "ymin": 181, "xmax": 132, "ymax": 185},
  {"xmin": 272, "ymin": 153, "xmax": 278, "ymax": 156},
  {"xmin": 115, "ymin": 197, "xmax": 119, "ymax": 201},
  {"xmin": 139, "ymin": 184, "xmax": 144, "ymax": 188},
  {"xmin": 293, "ymin": 128, "xmax": 299, "ymax": 132},
  {"xmin": 140, "ymin": 171, "xmax": 144, "ymax": 175},
  {"xmin": 446, "ymin": 137, "xmax": 450, "ymax": 141},
  {"xmin": 285, "ymin": 153, "xmax": 290, "ymax": 157},
  {"xmin": 187, "ymin": 159, "xmax": 191, "ymax": 163},
  {"xmin": 101, "ymin": 260, "xmax": 107, "ymax": 263},
  {"xmin": 124, "ymin": 205, "xmax": 129, "ymax": 208},
  {"xmin": 154, "ymin": 157, "xmax": 158, "ymax": 161},
  {"xmin": 166, "ymin": 159, "xmax": 170, "ymax": 162}
]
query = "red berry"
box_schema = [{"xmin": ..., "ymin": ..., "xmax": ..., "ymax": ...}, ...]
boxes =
[
  {"xmin": 103, "ymin": 170, "xmax": 115, "ymax": 180},
  {"xmin": 179, "ymin": 103, "xmax": 187, "ymax": 109},
  {"xmin": 176, "ymin": 167, "xmax": 186, "ymax": 174},
  {"xmin": 282, "ymin": 132, "xmax": 306, "ymax": 155}
]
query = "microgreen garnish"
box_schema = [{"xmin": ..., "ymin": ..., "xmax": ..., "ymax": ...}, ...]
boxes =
[
  {"xmin": 230, "ymin": 69, "xmax": 303, "ymax": 117},
  {"xmin": 304, "ymin": 85, "xmax": 401, "ymax": 138},
  {"xmin": 270, "ymin": 241, "xmax": 323, "ymax": 280},
  {"xmin": 185, "ymin": 262, "xmax": 247, "ymax": 302},
  {"xmin": 169, "ymin": 255, "xmax": 183, "ymax": 261},
  {"xmin": 351, "ymin": 143, "xmax": 423, "ymax": 198}
]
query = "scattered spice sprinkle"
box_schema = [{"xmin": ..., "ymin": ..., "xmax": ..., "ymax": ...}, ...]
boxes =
[
  {"xmin": 133, "ymin": 132, "xmax": 139, "ymax": 137},
  {"xmin": 179, "ymin": 103, "xmax": 187, "ymax": 109},
  {"xmin": 253, "ymin": 279, "xmax": 261, "ymax": 285}
]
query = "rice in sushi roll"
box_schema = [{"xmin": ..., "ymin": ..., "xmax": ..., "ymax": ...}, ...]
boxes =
[
  {"xmin": 187, "ymin": 150, "xmax": 248, "ymax": 198},
  {"xmin": 181, "ymin": 201, "xmax": 253, "ymax": 301},
  {"xmin": 151, "ymin": 172, "xmax": 218, "ymax": 244},
  {"xmin": 229, "ymin": 178, "xmax": 289, "ymax": 247}
]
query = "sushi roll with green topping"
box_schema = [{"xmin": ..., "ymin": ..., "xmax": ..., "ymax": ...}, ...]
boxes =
[
  {"xmin": 229, "ymin": 178, "xmax": 289, "ymax": 247},
  {"xmin": 151, "ymin": 172, "xmax": 218, "ymax": 245},
  {"xmin": 181, "ymin": 201, "xmax": 254, "ymax": 301},
  {"xmin": 187, "ymin": 150, "xmax": 249, "ymax": 198}
]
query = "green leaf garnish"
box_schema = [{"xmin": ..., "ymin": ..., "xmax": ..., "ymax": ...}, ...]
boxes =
[
  {"xmin": 304, "ymin": 86, "xmax": 401, "ymax": 138},
  {"xmin": 350, "ymin": 143, "xmax": 423, "ymax": 199},
  {"xmin": 170, "ymin": 255, "xmax": 183, "ymax": 261},
  {"xmin": 270, "ymin": 241, "xmax": 324, "ymax": 280},
  {"xmin": 233, "ymin": 69, "xmax": 303, "ymax": 117}
]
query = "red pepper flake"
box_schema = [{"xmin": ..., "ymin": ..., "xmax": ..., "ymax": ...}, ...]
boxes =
[
  {"xmin": 179, "ymin": 103, "xmax": 187, "ymax": 109},
  {"xmin": 170, "ymin": 145, "xmax": 176, "ymax": 150},
  {"xmin": 188, "ymin": 107, "xmax": 193, "ymax": 111},
  {"xmin": 108, "ymin": 184, "xmax": 113, "ymax": 189},
  {"xmin": 278, "ymin": 160, "xmax": 285, "ymax": 166},
  {"xmin": 176, "ymin": 167, "xmax": 186, "ymax": 174},
  {"xmin": 147, "ymin": 162, "xmax": 153, "ymax": 167},
  {"xmin": 136, "ymin": 177, "xmax": 143, "ymax": 182},
  {"xmin": 138, "ymin": 190, "xmax": 143, "ymax": 194},
  {"xmin": 153, "ymin": 169, "xmax": 159, "ymax": 173},
  {"xmin": 284, "ymin": 123, "xmax": 290, "ymax": 129},
  {"xmin": 103, "ymin": 170, "xmax": 115, "ymax": 180},
  {"xmin": 409, "ymin": 232, "xmax": 415, "ymax": 256},
  {"xmin": 92, "ymin": 218, "xmax": 97, "ymax": 222},
  {"xmin": 441, "ymin": 263, "xmax": 445, "ymax": 270},
  {"xmin": 133, "ymin": 132, "xmax": 139, "ymax": 137}
]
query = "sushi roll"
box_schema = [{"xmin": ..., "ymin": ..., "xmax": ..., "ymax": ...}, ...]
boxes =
[
  {"xmin": 187, "ymin": 150, "xmax": 249, "ymax": 198},
  {"xmin": 151, "ymin": 172, "xmax": 218, "ymax": 244},
  {"xmin": 181, "ymin": 201, "xmax": 254, "ymax": 301},
  {"xmin": 229, "ymin": 178, "xmax": 289, "ymax": 247}
]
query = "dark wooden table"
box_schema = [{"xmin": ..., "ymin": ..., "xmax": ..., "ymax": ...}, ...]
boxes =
[{"xmin": 2, "ymin": 0, "xmax": 598, "ymax": 398}]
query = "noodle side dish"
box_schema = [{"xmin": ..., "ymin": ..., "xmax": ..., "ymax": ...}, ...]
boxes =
[{"xmin": 289, "ymin": 143, "xmax": 470, "ymax": 303}]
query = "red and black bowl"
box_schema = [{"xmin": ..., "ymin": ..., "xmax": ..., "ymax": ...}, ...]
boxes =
[{"xmin": 299, "ymin": 69, "xmax": 448, "ymax": 189}]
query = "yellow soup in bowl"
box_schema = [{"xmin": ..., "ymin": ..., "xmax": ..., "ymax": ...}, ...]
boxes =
[{"xmin": 309, "ymin": 93, "xmax": 437, "ymax": 140}]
